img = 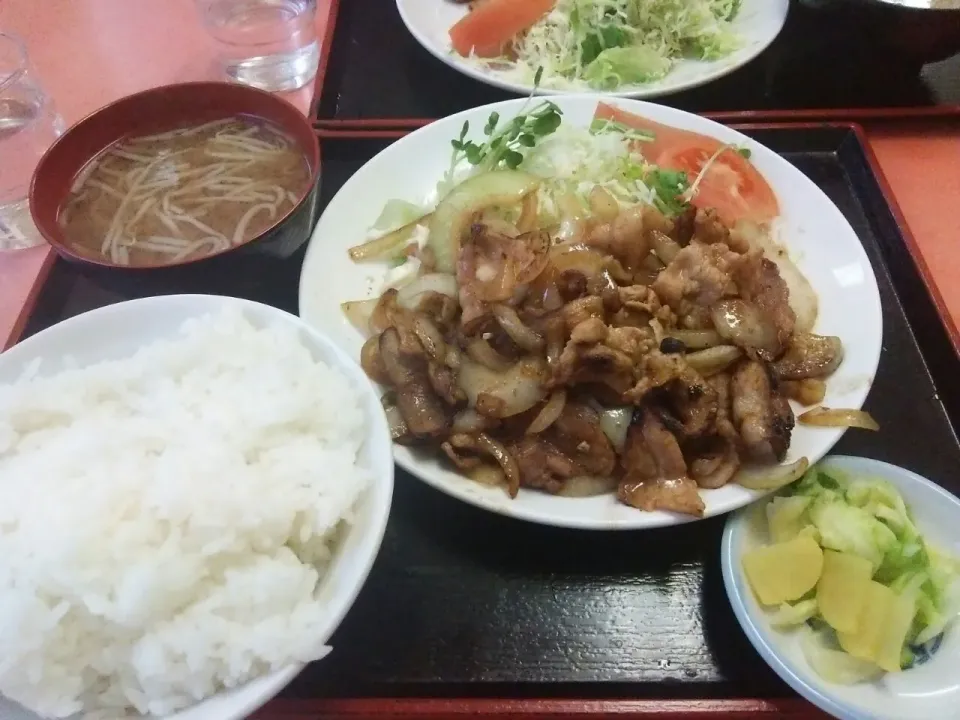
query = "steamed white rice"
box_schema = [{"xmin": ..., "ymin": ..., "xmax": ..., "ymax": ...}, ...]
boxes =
[{"xmin": 0, "ymin": 309, "xmax": 371, "ymax": 718}]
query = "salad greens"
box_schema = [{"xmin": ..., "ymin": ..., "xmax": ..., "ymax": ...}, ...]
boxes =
[
  {"xmin": 466, "ymin": 0, "xmax": 743, "ymax": 91},
  {"xmin": 748, "ymin": 464, "xmax": 960, "ymax": 682},
  {"xmin": 442, "ymin": 94, "xmax": 699, "ymax": 232}
]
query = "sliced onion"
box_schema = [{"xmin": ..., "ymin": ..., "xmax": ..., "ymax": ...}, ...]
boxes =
[
  {"xmin": 348, "ymin": 215, "xmax": 429, "ymax": 262},
  {"xmin": 411, "ymin": 314, "xmax": 446, "ymax": 362},
  {"xmin": 557, "ymin": 475, "xmax": 618, "ymax": 497},
  {"xmin": 340, "ymin": 299, "xmax": 378, "ymax": 335},
  {"xmin": 549, "ymin": 244, "xmax": 608, "ymax": 277},
  {"xmin": 467, "ymin": 464, "xmax": 506, "ymax": 487},
  {"xmin": 475, "ymin": 433, "xmax": 521, "ymax": 498},
  {"xmin": 781, "ymin": 379, "xmax": 826, "ymax": 407},
  {"xmin": 598, "ymin": 407, "xmax": 632, "ymax": 452},
  {"xmin": 588, "ymin": 186, "xmax": 620, "ymax": 222},
  {"xmin": 798, "ymin": 407, "xmax": 879, "ymax": 431},
  {"xmin": 711, "ymin": 299, "xmax": 780, "ymax": 357},
  {"xmin": 492, "ymin": 304, "xmax": 544, "ymax": 351},
  {"xmin": 458, "ymin": 357, "xmax": 546, "ymax": 418},
  {"xmin": 684, "ymin": 345, "xmax": 742, "ymax": 377},
  {"xmin": 466, "ymin": 337, "xmax": 513, "ymax": 372},
  {"xmin": 650, "ymin": 231, "xmax": 682, "ymax": 264},
  {"xmin": 541, "ymin": 282, "xmax": 564, "ymax": 311},
  {"xmin": 664, "ymin": 329, "xmax": 723, "ymax": 350},
  {"xmin": 397, "ymin": 273, "xmax": 458, "ymax": 309},
  {"xmin": 734, "ymin": 457, "xmax": 809, "ymax": 491},
  {"xmin": 526, "ymin": 390, "xmax": 567, "ymax": 434},
  {"xmin": 517, "ymin": 191, "xmax": 539, "ymax": 233},
  {"xmin": 478, "ymin": 210, "xmax": 520, "ymax": 238},
  {"xmin": 453, "ymin": 408, "xmax": 489, "ymax": 433}
]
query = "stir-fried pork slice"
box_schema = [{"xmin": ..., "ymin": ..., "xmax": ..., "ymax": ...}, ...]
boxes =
[
  {"xmin": 651, "ymin": 242, "xmax": 740, "ymax": 319},
  {"xmin": 554, "ymin": 322, "xmax": 636, "ymax": 395},
  {"xmin": 609, "ymin": 285, "xmax": 675, "ymax": 330},
  {"xmin": 733, "ymin": 252, "xmax": 796, "ymax": 355},
  {"xmin": 625, "ymin": 351, "xmax": 717, "ymax": 437},
  {"xmin": 707, "ymin": 372, "xmax": 740, "ymax": 445},
  {"xmin": 562, "ymin": 295, "xmax": 606, "ymax": 331},
  {"xmin": 511, "ymin": 436, "xmax": 580, "ymax": 493},
  {"xmin": 690, "ymin": 208, "xmax": 751, "ymax": 253},
  {"xmin": 456, "ymin": 225, "xmax": 550, "ymax": 325},
  {"xmin": 570, "ymin": 317, "xmax": 607, "ymax": 345},
  {"xmin": 369, "ymin": 288, "xmax": 402, "ymax": 335},
  {"xmin": 380, "ymin": 327, "xmax": 451, "ymax": 438},
  {"xmin": 585, "ymin": 205, "xmax": 650, "ymax": 270},
  {"xmin": 548, "ymin": 401, "xmax": 617, "ymax": 476},
  {"xmin": 510, "ymin": 403, "xmax": 615, "ymax": 492},
  {"xmin": 772, "ymin": 333, "xmax": 844, "ymax": 379},
  {"xmin": 428, "ymin": 361, "xmax": 466, "ymax": 407},
  {"xmin": 618, "ymin": 415, "xmax": 706, "ymax": 516},
  {"xmin": 606, "ymin": 326, "xmax": 656, "ymax": 363},
  {"xmin": 731, "ymin": 360, "xmax": 794, "ymax": 463},
  {"xmin": 710, "ymin": 298, "xmax": 782, "ymax": 361}
]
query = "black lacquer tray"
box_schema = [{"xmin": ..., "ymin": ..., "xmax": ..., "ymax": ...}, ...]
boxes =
[{"xmin": 20, "ymin": 123, "xmax": 960, "ymax": 717}]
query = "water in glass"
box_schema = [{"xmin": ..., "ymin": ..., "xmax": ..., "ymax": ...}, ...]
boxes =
[
  {"xmin": 198, "ymin": 0, "xmax": 320, "ymax": 92},
  {"xmin": 0, "ymin": 33, "xmax": 64, "ymax": 252}
]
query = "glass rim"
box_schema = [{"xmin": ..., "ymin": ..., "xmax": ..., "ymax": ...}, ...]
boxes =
[{"xmin": 0, "ymin": 32, "xmax": 28, "ymax": 94}]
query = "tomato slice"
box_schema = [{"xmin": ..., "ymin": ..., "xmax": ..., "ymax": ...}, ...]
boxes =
[
  {"xmin": 594, "ymin": 102, "xmax": 779, "ymax": 227},
  {"xmin": 449, "ymin": 0, "xmax": 556, "ymax": 58}
]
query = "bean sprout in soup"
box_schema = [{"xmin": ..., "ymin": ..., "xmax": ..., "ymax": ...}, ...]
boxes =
[{"xmin": 59, "ymin": 117, "xmax": 311, "ymax": 266}]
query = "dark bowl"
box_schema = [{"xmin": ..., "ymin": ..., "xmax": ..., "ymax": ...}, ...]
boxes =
[
  {"xmin": 802, "ymin": 0, "xmax": 960, "ymax": 65},
  {"xmin": 29, "ymin": 81, "xmax": 321, "ymax": 281}
]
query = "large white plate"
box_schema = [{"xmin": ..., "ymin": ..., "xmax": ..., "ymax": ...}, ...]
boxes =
[
  {"xmin": 298, "ymin": 95, "xmax": 883, "ymax": 530},
  {"xmin": 396, "ymin": 0, "xmax": 789, "ymax": 98}
]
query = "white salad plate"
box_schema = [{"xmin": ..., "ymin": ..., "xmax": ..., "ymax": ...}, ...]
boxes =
[
  {"xmin": 722, "ymin": 455, "xmax": 960, "ymax": 720},
  {"xmin": 298, "ymin": 95, "xmax": 883, "ymax": 530},
  {"xmin": 396, "ymin": 0, "xmax": 789, "ymax": 98},
  {"xmin": 0, "ymin": 295, "xmax": 395, "ymax": 720}
]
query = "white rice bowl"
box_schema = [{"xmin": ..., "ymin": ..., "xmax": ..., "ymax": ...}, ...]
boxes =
[{"xmin": 0, "ymin": 296, "xmax": 393, "ymax": 720}]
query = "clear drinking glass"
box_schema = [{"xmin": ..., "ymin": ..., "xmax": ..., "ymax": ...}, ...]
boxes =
[
  {"xmin": 0, "ymin": 32, "xmax": 64, "ymax": 252},
  {"xmin": 196, "ymin": 0, "xmax": 320, "ymax": 92}
]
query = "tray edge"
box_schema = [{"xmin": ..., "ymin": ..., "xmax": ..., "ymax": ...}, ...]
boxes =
[
  {"xmin": 313, "ymin": 108, "xmax": 960, "ymax": 131},
  {"xmin": 256, "ymin": 697, "xmax": 829, "ymax": 719}
]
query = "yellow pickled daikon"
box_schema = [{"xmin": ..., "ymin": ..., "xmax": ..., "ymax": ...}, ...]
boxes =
[
  {"xmin": 743, "ymin": 535, "xmax": 824, "ymax": 606},
  {"xmin": 817, "ymin": 550, "xmax": 873, "ymax": 633}
]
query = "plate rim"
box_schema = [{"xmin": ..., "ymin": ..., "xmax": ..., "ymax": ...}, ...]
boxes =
[
  {"xmin": 394, "ymin": 0, "xmax": 790, "ymax": 99},
  {"xmin": 298, "ymin": 94, "xmax": 883, "ymax": 530},
  {"xmin": 720, "ymin": 454, "xmax": 960, "ymax": 720}
]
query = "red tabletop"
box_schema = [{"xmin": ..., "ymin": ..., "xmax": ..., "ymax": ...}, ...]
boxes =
[{"xmin": 0, "ymin": 0, "xmax": 331, "ymax": 347}]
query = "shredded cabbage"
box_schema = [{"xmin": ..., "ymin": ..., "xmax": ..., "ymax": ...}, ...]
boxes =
[
  {"xmin": 518, "ymin": 123, "xmax": 656, "ymax": 219},
  {"xmin": 462, "ymin": 0, "xmax": 743, "ymax": 91},
  {"xmin": 800, "ymin": 626, "xmax": 883, "ymax": 685}
]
